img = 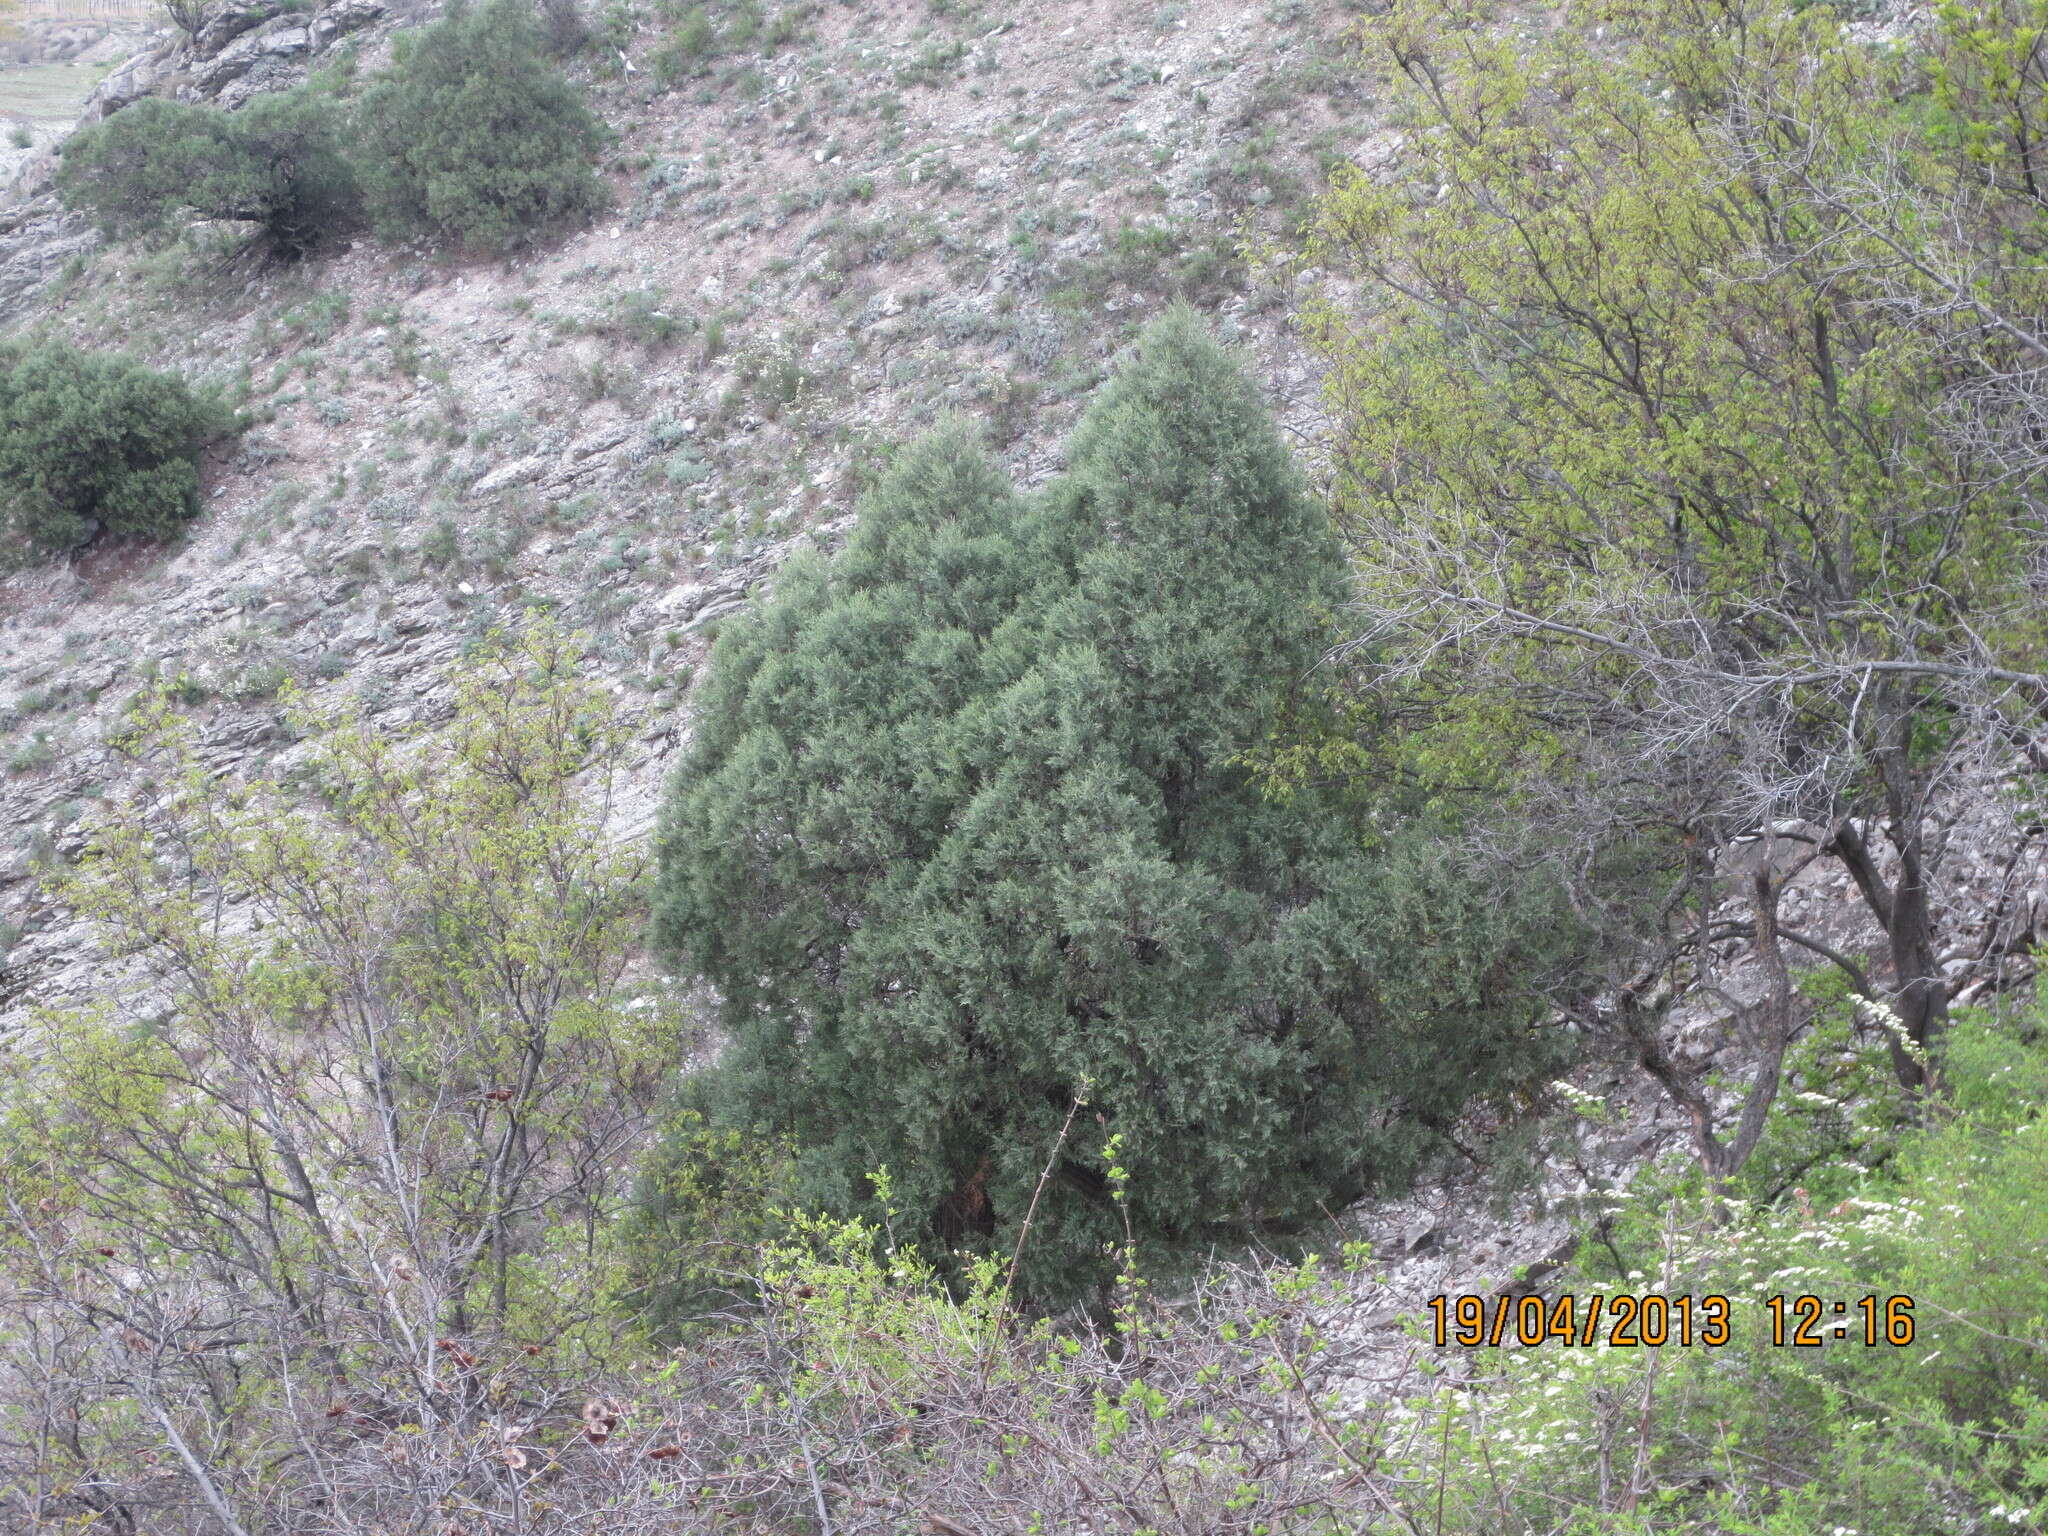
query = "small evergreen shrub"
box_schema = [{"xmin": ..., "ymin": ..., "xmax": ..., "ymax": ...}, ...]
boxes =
[
  {"xmin": 355, "ymin": 0, "xmax": 610, "ymax": 251},
  {"xmin": 278, "ymin": 290, "xmax": 351, "ymax": 345},
  {"xmin": 0, "ymin": 341, "xmax": 235, "ymax": 562},
  {"xmin": 6, "ymin": 731, "xmax": 53, "ymax": 774},
  {"xmin": 535, "ymin": 0, "xmax": 589, "ymax": 53},
  {"xmin": 648, "ymin": 2, "xmax": 805, "ymax": 86},
  {"xmin": 56, "ymin": 87, "xmax": 359, "ymax": 259},
  {"xmin": 602, "ymin": 285, "xmax": 683, "ymax": 346}
]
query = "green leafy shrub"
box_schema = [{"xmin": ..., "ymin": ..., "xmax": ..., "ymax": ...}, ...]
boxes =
[
  {"xmin": 650, "ymin": 1, "xmax": 804, "ymax": 85},
  {"xmin": 55, "ymin": 86, "xmax": 359, "ymax": 259},
  {"xmin": 355, "ymin": 0, "xmax": 610, "ymax": 251},
  {"xmin": 0, "ymin": 340, "xmax": 235, "ymax": 561},
  {"xmin": 1372, "ymin": 1001, "xmax": 2048, "ymax": 1534},
  {"xmin": 651, "ymin": 310, "xmax": 1573, "ymax": 1304},
  {"xmin": 652, "ymin": 5, "xmax": 718, "ymax": 82},
  {"xmin": 419, "ymin": 514, "xmax": 461, "ymax": 568},
  {"xmin": 601, "ymin": 285, "xmax": 684, "ymax": 346},
  {"xmin": 278, "ymin": 289, "xmax": 352, "ymax": 344},
  {"xmin": 1304, "ymin": 0, "xmax": 2048, "ymax": 1104},
  {"xmin": 5, "ymin": 730, "xmax": 53, "ymax": 774},
  {"xmin": 618, "ymin": 1098, "xmax": 798, "ymax": 1325}
]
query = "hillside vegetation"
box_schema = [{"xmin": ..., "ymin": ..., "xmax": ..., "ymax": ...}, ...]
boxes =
[{"xmin": 0, "ymin": 0, "xmax": 2044, "ymax": 1531}]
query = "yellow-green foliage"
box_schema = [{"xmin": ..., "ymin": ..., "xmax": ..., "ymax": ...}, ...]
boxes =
[
  {"xmin": 758, "ymin": 1204, "xmax": 1014, "ymax": 1414},
  {"xmin": 618, "ymin": 1104, "xmax": 799, "ymax": 1324},
  {"xmin": 1304, "ymin": 0, "xmax": 2048, "ymax": 808},
  {"xmin": 0, "ymin": 623, "xmax": 680, "ymax": 1531}
]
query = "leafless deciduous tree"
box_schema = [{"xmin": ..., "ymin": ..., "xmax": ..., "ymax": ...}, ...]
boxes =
[{"xmin": 159, "ymin": 0, "xmax": 217, "ymax": 38}]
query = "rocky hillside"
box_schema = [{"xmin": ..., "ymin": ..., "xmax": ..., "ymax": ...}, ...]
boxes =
[
  {"xmin": 0, "ymin": 0, "xmax": 1365, "ymax": 1022},
  {"xmin": 1, "ymin": 0, "xmax": 2043, "ymax": 1343}
]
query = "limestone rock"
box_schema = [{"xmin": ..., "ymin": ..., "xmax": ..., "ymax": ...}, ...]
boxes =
[
  {"xmin": 192, "ymin": 0, "xmax": 287, "ymax": 60},
  {"xmin": 310, "ymin": 0, "xmax": 386, "ymax": 50},
  {"xmin": 0, "ymin": 201, "xmax": 95, "ymax": 318},
  {"xmin": 211, "ymin": 54, "xmax": 309, "ymax": 110},
  {"xmin": 80, "ymin": 43, "xmax": 176, "ymax": 122},
  {"xmin": 190, "ymin": 19, "xmax": 309, "ymax": 94},
  {"xmin": 469, "ymin": 455, "xmax": 550, "ymax": 499}
]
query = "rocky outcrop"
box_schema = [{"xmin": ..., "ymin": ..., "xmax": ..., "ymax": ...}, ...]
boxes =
[
  {"xmin": 192, "ymin": 19, "xmax": 312, "ymax": 101},
  {"xmin": 191, "ymin": 0, "xmax": 289, "ymax": 59},
  {"xmin": 0, "ymin": 197, "xmax": 94, "ymax": 319},
  {"xmin": 72, "ymin": 0, "xmax": 394, "ymax": 128},
  {"xmin": 310, "ymin": 0, "xmax": 388, "ymax": 50},
  {"xmin": 78, "ymin": 42, "xmax": 176, "ymax": 124}
]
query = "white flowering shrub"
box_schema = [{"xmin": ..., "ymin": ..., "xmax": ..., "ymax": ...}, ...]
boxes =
[{"xmin": 1374, "ymin": 1002, "xmax": 2048, "ymax": 1535}]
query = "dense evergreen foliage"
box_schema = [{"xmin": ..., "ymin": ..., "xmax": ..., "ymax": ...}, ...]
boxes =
[
  {"xmin": 355, "ymin": 0, "xmax": 610, "ymax": 251},
  {"xmin": 57, "ymin": 87, "xmax": 360, "ymax": 259},
  {"xmin": 0, "ymin": 340, "xmax": 232, "ymax": 560},
  {"xmin": 55, "ymin": 1, "xmax": 604, "ymax": 259},
  {"xmin": 652, "ymin": 311, "xmax": 1569, "ymax": 1300}
]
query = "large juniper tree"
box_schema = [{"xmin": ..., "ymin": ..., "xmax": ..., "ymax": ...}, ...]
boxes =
[{"xmin": 653, "ymin": 311, "xmax": 1564, "ymax": 1298}]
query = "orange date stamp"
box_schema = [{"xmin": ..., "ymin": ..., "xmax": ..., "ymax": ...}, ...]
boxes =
[
  {"xmin": 1428, "ymin": 1292, "xmax": 1732, "ymax": 1348},
  {"xmin": 1425, "ymin": 1293, "xmax": 1917, "ymax": 1348}
]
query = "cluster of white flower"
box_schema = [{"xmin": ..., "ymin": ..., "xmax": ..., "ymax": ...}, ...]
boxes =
[
  {"xmin": 1853, "ymin": 994, "xmax": 1932, "ymax": 1071},
  {"xmin": 1549, "ymin": 1079, "xmax": 1613, "ymax": 1123}
]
